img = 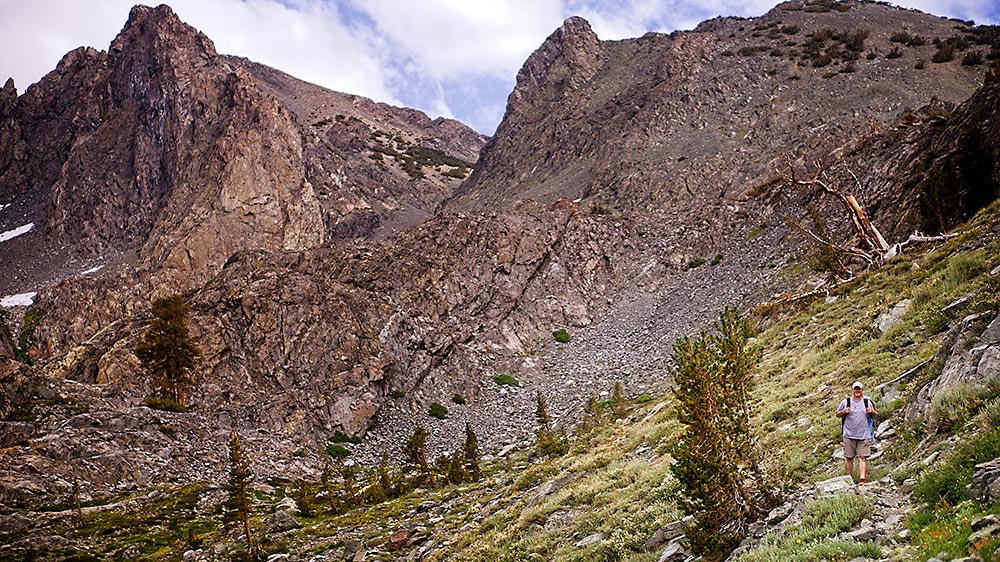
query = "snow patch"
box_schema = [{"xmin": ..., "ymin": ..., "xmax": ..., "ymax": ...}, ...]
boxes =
[
  {"xmin": 1, "ymin": 292, "xmax": 37, "ymax": 308},
  {"xmin": 0, "ymin": 222, "xmax": 34, "ymax": 243},
  {"xmin": 0, "ymin": 203, "xmax": 9, "ymax": 212},
  {"xmin": 81, "ymin": 264, "xmax": 105, "ymax": 275}
]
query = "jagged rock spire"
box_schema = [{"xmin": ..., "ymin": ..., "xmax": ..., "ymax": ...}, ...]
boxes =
[{"xmin": 506, "ymin": 16, "xmax": 603, "ymax": 120}]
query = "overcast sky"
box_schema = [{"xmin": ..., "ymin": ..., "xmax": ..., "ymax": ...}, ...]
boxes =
[{"xmin": 2, "ymin": 0, "xmax": 998, "ymax": 134}]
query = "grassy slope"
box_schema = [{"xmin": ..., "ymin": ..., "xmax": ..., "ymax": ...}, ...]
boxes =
[{"xmin": 2, "ymin": 202, "xmax": 999, "ymax": 562}]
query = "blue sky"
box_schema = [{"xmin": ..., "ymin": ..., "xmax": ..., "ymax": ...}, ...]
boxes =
[{"xmin": 2, "ymin": 0, "xmax": 998, "ymax": 135}]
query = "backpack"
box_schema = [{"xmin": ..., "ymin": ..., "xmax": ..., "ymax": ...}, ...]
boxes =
[{"xmin": 842, "ymin": 395, "xmax": 878, "ymax": 444}]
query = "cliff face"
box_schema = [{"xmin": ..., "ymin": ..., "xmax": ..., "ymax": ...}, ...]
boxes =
[
  {"xmin": 1, "ymin": 6, "xmax": 323, "ymax": 298},
  {"xmin": 446, "ymin": 2, "xmax": 988, "ymax": 237}
]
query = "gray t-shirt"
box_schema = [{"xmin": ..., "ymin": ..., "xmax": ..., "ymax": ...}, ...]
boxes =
[{"xmin": 838, "ymin": 396, "xmax": 871, "ymax": 440}]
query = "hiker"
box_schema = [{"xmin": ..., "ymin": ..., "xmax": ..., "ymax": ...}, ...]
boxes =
[{"xmin": 835, "ymin": 380, "xmax": 877, "ymax": 483}]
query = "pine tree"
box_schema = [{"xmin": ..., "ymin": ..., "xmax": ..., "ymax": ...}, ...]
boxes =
[
  {"xmin": 535, "ymin": 392, "xmax": 552, "ymax": 432},
  {"xmin": 446, "ymin": 452, "xmax": 467, "ymax": 484},
  {"xmin": 135, "ymin": 294, "xmax": 201, "ymax": 408},
  {"xmin": 669, "ymin": 308, "xmax": 774, "ymax": 558},
  {"xmin": 401, "ymin": 425, "xmax": 429, "ymax": 472},
  {"xmin": 610, "ymin": 381, "xmax": 628, "ymax": 419},
  {"xmin": 534, "ymin": 392, "xmax": 568, "ymax": 457},
  {"xmin": 338, "ymin": 463, "xmax": 359, "ymax": 509},
  {"xmin": 463, "ymin": 423, "xmax": 482, "ymax": 481},
  {"xmin": 223, "ymin": 429, "xmax": 259, "ymax": 560},
  {"xmin": 581, "ymin": 394, "xmax": 606, "ymax": 432},
  {"xmin": 295, "ymin": 479, "xmax": 313, "ymax": 518}
]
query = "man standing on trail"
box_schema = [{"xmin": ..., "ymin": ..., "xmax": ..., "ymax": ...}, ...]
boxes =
[{"xmin": 835, "ymin": 380, "xmax": 877, "ymax": 484}]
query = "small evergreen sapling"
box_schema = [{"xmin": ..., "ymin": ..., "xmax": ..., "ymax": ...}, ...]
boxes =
[
  {"xmin": 402, "ymin": 424, "xmax": 429, "ymax": 472},
  {"xmin": 463, "ymin": 422, "xmax": 482, "ymax": 481},
  {"xmin": 534, "ymin": 392, "xmax": 568, "ymax": 456},
  {"xmin": 223, "ymin": 429, "xmax": 260, "ymax": 560}
]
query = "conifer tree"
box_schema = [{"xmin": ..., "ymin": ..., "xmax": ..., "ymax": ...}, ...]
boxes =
[
  {"xmin": 446, "ymin": 452, "xmax": 467, "ymax": 484},
  {"xmin": 535, "ymin": 392, "xmax": 552, "ymax": 432},
  {"xmin": 295, "ymin": 479, "xmax": 313, "ymax": 517},
  {"xmin": 223, "ymin": 429, "xmax": 259, "ymax": 560},
  {"xmin": 135, "ymin": 294, "xmax": 201, "ymax": 408},
  {"xmin": 338, "ymin": 464, "xmax": 359, "ymax": 508},
  {"xmin": 463, "ymin": 422, "xmax": 482, "ymax": 481},
  {"xmin": 534, "ymin": 392, "xmax": 568, "ymax": 456},
  {"xmin": 581, "ymin": 394, "xmax": 606, "ymax": 432},
  {"xmin": 610, "ymin": 381, "xmax": 628, "ymax": 419},
  {"xmin": 402, "ymin": 424, "xmax": 429, "ymax": 472},
  {"xmin": 669, "ymin": 308, "xmax": 774, "ymax": 558}
]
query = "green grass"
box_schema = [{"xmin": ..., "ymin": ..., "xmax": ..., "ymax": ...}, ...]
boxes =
[
  {"xmin": 429, "ymin": 402, "xmax": 449, "ymax": 419},
  {"xmin": 735, "ymin": 494, "xmax": 878, "ymax": 562},
  {"xmin": 912, "ymin": 426, "xmax": 1000, "ymax": 506}
]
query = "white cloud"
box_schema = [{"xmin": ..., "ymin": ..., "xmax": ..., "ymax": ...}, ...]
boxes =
[{"xmin": 347, "ymin": 0, "xmax": 565, "ymax": 81}]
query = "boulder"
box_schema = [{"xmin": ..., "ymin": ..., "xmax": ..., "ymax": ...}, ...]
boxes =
[
  {"xmin": 264, "ymin": 510, "xmax": 300, "ymax": 533},
  {"xmin": 387, "ymin": 529, "xmax": 412, "ymax": 551},
  {"xmin": 644, "ymin": 516, "xmax": 693, "ymax": 552},
  {"xmin": 815, "ymin": 475, "xmax": 855, "ymax": 495},
  {"xmin": 657, "ymin": 542, "xmax": 688, "ymax": 562},
  {"xmin": 967, "ymin": 458, "xmax": 1000, "ymax": 503},
  {"xmin": 575, "ymin": 532, "xmax": 604, "ymax": 547},
  {"xmin": 876, "ymin": 299, "xmax": 912, "ymax": 332}
]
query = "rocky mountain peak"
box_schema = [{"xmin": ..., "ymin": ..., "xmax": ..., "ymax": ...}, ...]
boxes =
[
  {"xmin": 112, "ymin": 4, "xmax": 217, "ymax": 58},
  {"xmin": 506, "ymin": 16, "xmax": 603, "ymax": 119}
]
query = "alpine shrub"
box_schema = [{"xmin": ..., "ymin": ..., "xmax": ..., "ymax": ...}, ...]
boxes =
[
  {"xmin": 553, "ymin": 329, "xmax": 571, "ymax": 343},
  {"xmin": 429, "ymin": 402, "xmax": 448, "ymax": 419}
]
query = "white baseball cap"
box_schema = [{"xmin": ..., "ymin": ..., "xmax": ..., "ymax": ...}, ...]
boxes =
[{"xmin": 852, "ymin": 381, "xmax": 863, "ymax": 389}]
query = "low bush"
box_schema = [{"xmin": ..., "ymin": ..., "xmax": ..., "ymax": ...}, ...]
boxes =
[
  {"xmin": 329, "ymin": 431, "xmax": 362, "ymax": 444},
  {"xmin": 891, "ymin": 31, "xmax": 926, "ymax": 46},
  {"xmin": 962, "ymin": 51, "xmax": 985, "ymax": 65},
  {"xmin": 927, "ymin": 380, "xmax": 1000, "ymax": 434},
  {"xmin": 735, "ymin": 494, "xmax": 878, "ymax": 562},
  {"xmin": 494, "ymin": 374, "xmax": 519, "ymax": 387},
  {"xmin": 933, "ymin": 44, "xmax": 956, "ymax": 63},
  {"xmin": 451, "ymin": 394, "xmax": 466, "ymax": 405},
  {"xmin": 143, "ymin": 395, "xmax": 188, "ymax": 413},
  {"xmin": 553, "ymin": 329, "xmax": 571, "ymax": 343},
  {"xmin": 429, "ymin": 402, "xmax": 449, "ymax": 419},
  {"xmin": 326, "ymin": 444, "xmax": 350, "ymax": 459}
]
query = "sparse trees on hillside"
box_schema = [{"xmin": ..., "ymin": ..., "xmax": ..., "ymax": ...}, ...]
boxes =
[
  {"xmin": 669, "ymin": 308, "xmax": 776, "ymax": 558},
  {"xmin": 135, "ymin": 294, "xmax": 201, "ymax": 409}
]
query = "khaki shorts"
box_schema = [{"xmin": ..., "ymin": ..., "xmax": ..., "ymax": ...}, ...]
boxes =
[{"xmin": 843, "ymin": 437, "xmax": 871, "ymax": 459}]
